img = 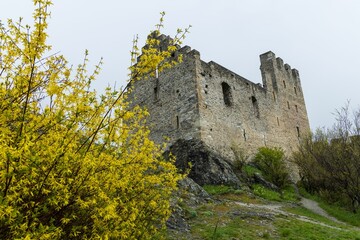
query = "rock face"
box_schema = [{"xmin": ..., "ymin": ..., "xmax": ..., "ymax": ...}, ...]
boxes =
[
  {"xmin": 253, "ymin": 173, "xmax": 280, "ymax": 191},
  {"xmin": 166, "ymin": 178, "xmax": 211, "ymax": 233},
  {"xmin": 177, "ymin": 177, "xmax": 211, "ymax": 201},
  {"xmin": 165, "ymin": 139, "xmax": 241, "ymax": 187}
]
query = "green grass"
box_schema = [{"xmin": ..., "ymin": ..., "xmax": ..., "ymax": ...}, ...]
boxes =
[
  {"xmin": 285, "ymin": 206, "xmax": 333, "ymax": 224},
  {"xmin": 252, "ymin": 184, "xmax": 282, "ymax": 201},
  {"xmin": 275, "ymin": 218, "xmax": 360, "ymax": 240},
  {"xmin": 243, "ymin": 164, "xmax": 262, "ymax": 176},
  {"xmin": 166, "ymin": 188, "xmax": 360, "ymax": 240},
  {"xmin": 252, "ymin": 184, "xmax": 298, "ymax": 202},
  {"xmin": 300, "ymin": 188, "xmax": 360, "ymax": 227},
  {"xmin": 318, "ymin": 201, "xmax": 360, "ymax": 227},
  {"xmin": 190, "ymin": 203, "xmax": 273, "ymax": 240},
  {"xmin": 176, "ymin": 200, "xmax": 360, "ymax": 240}
]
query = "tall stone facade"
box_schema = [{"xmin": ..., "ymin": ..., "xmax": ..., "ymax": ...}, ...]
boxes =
[{"xmin": 129, "ymin": 35, "xmax": 310, "ymax": 161}]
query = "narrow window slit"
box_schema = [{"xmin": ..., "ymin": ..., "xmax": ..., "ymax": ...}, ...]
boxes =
[{"xmin": 221, "ymin": 82, "xmax": 233, "ymax": 106}]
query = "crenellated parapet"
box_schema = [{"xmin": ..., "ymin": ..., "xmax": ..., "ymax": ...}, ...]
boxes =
[{"xmin": 260, "ymin": 51, "xmax": 303, "ymax": 100}]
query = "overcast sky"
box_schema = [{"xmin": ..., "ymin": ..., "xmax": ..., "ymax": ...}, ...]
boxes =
[{"xmin": 2, "ymin": 0, "xmax": 360, "ymax": 130}]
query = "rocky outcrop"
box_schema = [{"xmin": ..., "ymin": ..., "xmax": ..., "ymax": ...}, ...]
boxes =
[
  {"xmin": 253, "ymin": 173, "xmax": 280, "ymax": 191},
  {"xmin": 166, "ymin": 177, "xmax": 211, "ymax": 233},
  {"xmin": 165, "ymin": 139, "xmax": 241, "ymax": 187}
]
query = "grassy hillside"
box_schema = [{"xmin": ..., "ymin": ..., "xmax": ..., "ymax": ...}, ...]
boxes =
[{"xmin": 166, "ymin": 185, "xmax": 360, "ymax": 240}]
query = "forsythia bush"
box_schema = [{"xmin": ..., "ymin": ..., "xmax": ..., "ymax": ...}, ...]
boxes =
[{"xmin": 0, "ymin": 1, "xmax": 187, "ymax": 239}]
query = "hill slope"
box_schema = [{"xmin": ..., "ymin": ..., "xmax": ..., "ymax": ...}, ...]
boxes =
[{"xmin": 166, "ymin": 183, "xmax": 360, "ymax": 240}]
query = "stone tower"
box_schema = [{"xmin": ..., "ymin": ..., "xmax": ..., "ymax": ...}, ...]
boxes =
[{"xmin": 128, "ymin": 35, "xmax": 310, "ymax": 161}]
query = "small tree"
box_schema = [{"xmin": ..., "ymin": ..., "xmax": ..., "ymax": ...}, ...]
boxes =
[
  {"xmin": 0, "ymin": 1, "xmax": 188, "ymax": 239},
  {"xmin": 253, "ymin": 147, "xmax": 290, "ymax": 189},
  {"xmin": 294, "ymin": 103, "xmax": 360, "ymax": 212}
]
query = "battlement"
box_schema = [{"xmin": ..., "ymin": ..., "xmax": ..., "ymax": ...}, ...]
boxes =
[{"xmin": 260, "ymin": 51, "xmax": 300, "ymax": 80}]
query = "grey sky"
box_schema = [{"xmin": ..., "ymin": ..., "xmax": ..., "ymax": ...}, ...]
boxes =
[{"xmin": 2, "ymin": 0, "xmax": 360, "ymax": 130}]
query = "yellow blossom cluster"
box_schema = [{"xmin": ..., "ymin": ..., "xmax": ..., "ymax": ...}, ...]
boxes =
[{"xmin": 0, "ymin": 1, "xmax": 187, "ymax": 239}]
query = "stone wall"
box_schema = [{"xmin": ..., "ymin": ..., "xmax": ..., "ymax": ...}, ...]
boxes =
[
  {"xmin": 128, "ymin": 46, "xmax": 202, "ymax": 146},
  {"xmin": 128, "ymin": 36, "xmax": 311, "ymax": 162},
  {"xmin": 196, "ymin": 51, "xmax": 310, "ymax": 160}
]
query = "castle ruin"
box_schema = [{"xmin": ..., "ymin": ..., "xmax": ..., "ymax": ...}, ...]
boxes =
[{"xmin": 129, "ymin": 35, "xmax": 310, "ymax": 162}]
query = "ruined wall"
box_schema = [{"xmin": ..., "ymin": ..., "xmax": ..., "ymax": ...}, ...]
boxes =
[
  {"xmin": 197, "ymin": 60, "xmax": 270, "ymax": 160},
  {"xmin": 128, "ymin": 36, "xmax": 310, "ymax": 161},
  {"xmin": 196, "ymin": 50, "xmax": 310, "ymax": 160}
]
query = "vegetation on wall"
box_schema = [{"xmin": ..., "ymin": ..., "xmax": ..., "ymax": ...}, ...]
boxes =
[{"xmin": 0, "ymin": 1, "xmax": 189, "ymax": 239}]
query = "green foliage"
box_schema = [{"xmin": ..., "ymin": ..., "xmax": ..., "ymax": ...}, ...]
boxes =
[
  {"xmin": 253, "ymin": 147, "xmax": 291, "ymax": 189},
  {"xmin": 186, "ymin": 209, "xmax": 198, "ymax": 219},
  {"xmin": 243, "ymin": 164, "xmax": 262, "ymax": 177},
  {"xmin": 294, "ymin": 103, "xmax": 360, "ymax": 212},
  {"xmin": 0, "ymin": 1, "xmax": 188, "ymax": 239},
  {"xmin": 281, "ymin": 186, "xmax": 299, "ymax": 201}
]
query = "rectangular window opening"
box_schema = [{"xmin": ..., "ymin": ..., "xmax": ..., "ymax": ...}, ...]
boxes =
[
  {"xmin": 154, "ymin": 87, "xmax": 159, "ymax": 101},
  {"xmin": 176, "ymin": 116, "xmax": 180, "ymax": 129},
  {"xmin": 296, "ymin": 126, "xmax": 300, "ymax": 138},
  {"xmin": 251, "ymin": 96, "xmax": 260, "ymax": 118}
]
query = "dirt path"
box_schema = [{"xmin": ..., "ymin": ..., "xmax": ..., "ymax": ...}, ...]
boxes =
[
  {"xmin": 300, "ymin": 198, "xmax": 344, "ymax": 224},
  {"xmin": 235, "ymin": 201, "xmax": 344, "ymax": 230}
]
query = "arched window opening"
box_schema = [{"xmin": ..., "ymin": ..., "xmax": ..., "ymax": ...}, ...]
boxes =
[
  {"xmin": 251, "ymin": 96, "xmax": 260, "ymax": 118},
  {"xmin": 294, "ymin": 87, "xmax": 297, "ymax": 95},
  {"xmin": 221, "ymin": 82, "xmax": 233, "ymax": 106}
]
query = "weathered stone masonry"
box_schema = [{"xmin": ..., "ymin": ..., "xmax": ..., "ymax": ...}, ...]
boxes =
[{"xmin": 129, "ymin": 35, "xmax": 311, "ymax": 162}]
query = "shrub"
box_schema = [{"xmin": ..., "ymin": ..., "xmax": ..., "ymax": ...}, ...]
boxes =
[
  {"xmin": 293, "ymin": 103, "xmax": 360, "ymax": 212},
  {"xmin": 253, "ymin": 147, "xmax": 291, "ymax": 189},
  {"xmin": 0, "ymin": 2, "xmax": 187, "ymax": 238}
]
